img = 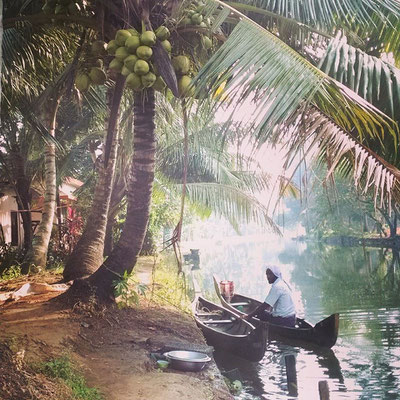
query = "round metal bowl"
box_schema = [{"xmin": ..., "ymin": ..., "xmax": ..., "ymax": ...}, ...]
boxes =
[{"xmin": 164, "ymin": 350, "xmax": 211, "ymax": 372}]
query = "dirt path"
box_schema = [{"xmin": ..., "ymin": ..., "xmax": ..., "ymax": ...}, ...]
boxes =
[{"xmin": 0, "ymin": 265, "xmax": 232, "ymax": 400}]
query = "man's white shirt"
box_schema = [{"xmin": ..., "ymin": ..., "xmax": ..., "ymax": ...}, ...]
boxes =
[{"xmin": 264, "ymin": 278, "xmax": 296, "ymax": 318}]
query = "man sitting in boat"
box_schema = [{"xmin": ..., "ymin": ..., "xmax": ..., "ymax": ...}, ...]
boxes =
[{"xmin": 240, "ymin": 265, "xmax": 296, "ymax": 327}]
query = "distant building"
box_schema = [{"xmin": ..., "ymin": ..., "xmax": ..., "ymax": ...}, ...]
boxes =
[{"xmin": 0, "ymin": 178, "xmax": 83, "ymax": 248}]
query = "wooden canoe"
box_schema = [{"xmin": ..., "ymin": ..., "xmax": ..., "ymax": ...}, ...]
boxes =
[
  {"xmin": 213, "ymin": 276, "xmax": 339, "ymax": 349},
  {"xmin": 193, "ymin": 296, "xmax": 267, "ymax": 362}
]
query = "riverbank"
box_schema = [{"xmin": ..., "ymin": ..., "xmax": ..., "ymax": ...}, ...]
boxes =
[
  {"xmin": 323, "ymin": 234, "xmax": 400, "ymax": 248},
  {"xmin": 0, "ymin": 261, "xmax": 233, "ymax": 400}
]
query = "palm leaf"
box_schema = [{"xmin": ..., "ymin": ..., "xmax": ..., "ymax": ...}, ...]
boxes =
[
  {"xmin": 319, "ymin": 34, "xmax": 400, "ymax": 121},
  {"xmin": 226, "ymin": 0, "xmax": 400, "ymax": 31},
  {"xmin": 175, "ymin": 182, "xmax": 281, "ymax": 233},
  {"xmin": 195, "ymin": 19, "xmax": 396, "ymax": 146},
  {"xmin": 283, "ymin": 106, "xmax": 400, "ymax": 208}
]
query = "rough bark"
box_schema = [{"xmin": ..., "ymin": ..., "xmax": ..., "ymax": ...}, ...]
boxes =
[
  {"xmin": 87, "ymin": 89, "xmax": 156, "ymax": 300},
  {"xmin": 63, "ymin": 76, "xmax": 125, "ymax": 281},
  {"xmin": 22, "ymin": 98, "xmax": 59, "ymax": 272},
  {"xmin": 103, "ymin": 181, "xmax": 125, "ymax": 257}
]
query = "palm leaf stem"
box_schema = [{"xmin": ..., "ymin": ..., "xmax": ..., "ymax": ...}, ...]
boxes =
[
  {"xmin": 3, "ymin": 14, "xmax": 96, "ymax": 30},
  {"xmin": 225, "ymin": 1, "xmax": 331, "ymax": 38}
]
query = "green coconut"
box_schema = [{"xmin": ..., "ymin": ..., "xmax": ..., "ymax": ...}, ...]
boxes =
[
  {"xmin": 140, "ymin": 31, "xmax": 156, "ymax": 46},
  {"xmin": 126, "ymin": 73, "xmax": 142, "ymax": 90},
  {"xmin": 89, "ymin": 67, "xmax": 107, "ymax": 85},
  {"xmin": 134, "ymin": 60, "xmax": 150, "ymax": 76},
  {"xmin": 172, "ymin": 55, "xmax": 190, "ymax": 75},
  {"xmin": 128, "ymin": 28, "xmax": 140, "ymax": 36},
  {"xmin": 121, "ymin": 66, "xmax": 131, "ymax": 76},
  {"xmin": 106, "ymin": 40, "xmax": 118, "ymax": 55},
  {"xmin": 136, "ymin": 45, "xmax": 153, "ymax": 60},
  {"xmin": 152, "ymin": 76, "xmax": 166, "ymax": 91},
  {"xmin": 181, "ymin": 16, "xmax": 192, "ymax": 25},
  {"xmin": 109, "ymin": 58, "xmax": 124, "ymax": 72},
  {"xmin": 115, "ymin": 46, "xmax": 130, "ymax": 61},
  {"xmin": 124, "ymin": 55, "xmax": 139, "ymax": 72},
  {"xmin": 125, "ymin": 35, "xmax": 141, "ymax": 53},
  {"xmin": 191, "ymin": 13, "xmax": 203, "ymax": 25},
  {"xmin": 161, "ymin": 40, "xmax": 171, "ymax": 53},
  {"xmin": 91, "ymin": 40, "xmax": 107, "ymax": 56},
  {"xmin": 201, "ymin": 36, "xmax": 212, "ymax": 50},
  {"xmin": 75, "ymin": 74, "xmax": 91, "ymax": 92},
  {"xmin": 141, "ymin": 72, "xmax": 157, "ymax": 88},
  {"xmin": 178, "ymin": 75, "xmax": 195, "ymax": 97},
  {"xmin": 155, "ymin": 26, "xmax": 170, "ymax": 41},
  {"xmin": 115, "ymin": 29, "xmax": 132, "ymax": 46}
]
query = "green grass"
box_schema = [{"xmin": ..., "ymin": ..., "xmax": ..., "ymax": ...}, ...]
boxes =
[
  {"xmin": 41, "ymin": 355, "xmax": 103, "ymax": 400},
  {"xmin": 148, "ymin": 255, "xmax": 193, "ymax": 313},
  {"xmin": 0, "ymin": 265, "xmax": 22, "ymax": 281}
]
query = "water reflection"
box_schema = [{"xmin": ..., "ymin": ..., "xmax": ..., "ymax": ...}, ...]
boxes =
[{"xmin": 183, "ymin": 228, "xmax": 400, "ymax": 399}]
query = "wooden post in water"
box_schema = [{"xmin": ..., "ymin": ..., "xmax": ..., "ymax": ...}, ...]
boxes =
[
  {"xmin": 285, "ymin": 354, "xmax": 298, "ymax": 396},
  {"xmin": 318, "ymin": 380, "xmax": 330, "ymax": 400}
]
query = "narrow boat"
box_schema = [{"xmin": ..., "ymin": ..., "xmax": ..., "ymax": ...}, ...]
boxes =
[
  {"xmin": 213, "ymin": 276, "xmax": 339, "ymax": 349},
  {"xmin": 193, "ymin": 296, "xmax": 267, "ymax": 362}
]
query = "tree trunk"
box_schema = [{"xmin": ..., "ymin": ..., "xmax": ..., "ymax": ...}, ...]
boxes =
[
  {"xmin": 104, "ymin": 172, "xmax": 126, "ymax": 257},
  {"xmin": 87, "ymin": 89, "xmax": 156, "ymax": 299},
  {"xmin": 63, "ymin": 76, "xmax": 125, "ymax": 281},
  {"xmin": 22, "ymin": 98, "xmax": 59, "ymax": 272}
]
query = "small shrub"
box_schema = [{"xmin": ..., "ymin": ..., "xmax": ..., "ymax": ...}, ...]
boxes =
[
  {"xmin": 112, "ymin": 270, "xmax": 147, "ymax": 309},
  {"xmin": 0, "ymin": 265, "xmax": 22, "ymax": 281},
  {"xmin": 0, "ymin": 243, "xmax": 24, "ymax": 275}
]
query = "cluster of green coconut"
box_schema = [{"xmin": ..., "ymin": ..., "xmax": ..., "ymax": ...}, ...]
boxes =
[
  {"xmin": 42, "ymin": 0, "xmax": 85, "ymax": 15},
  {"xmin": 105, "ymin": 26, "xmax": 171, "ymax": 92},
  {"xmin": 74, "ymin": 40, "xmax": 108, "ymax": 92},
  {"xmin": 179, "ymin": 1, "xmax": 213, "ymax": 50},
  {"xmin": 172, "ymin": 55, "xmax": 196, "ymax": 97}
]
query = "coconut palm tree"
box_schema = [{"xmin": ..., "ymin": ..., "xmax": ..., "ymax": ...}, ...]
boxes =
[{"xmin": 62, "ymin": 76, "xmax": 126, "ymax": 281}]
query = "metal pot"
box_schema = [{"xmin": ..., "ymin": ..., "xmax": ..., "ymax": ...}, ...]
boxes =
[{"xmin": 164, "ymin": 350, "xmax": 211, "ymax": 372}]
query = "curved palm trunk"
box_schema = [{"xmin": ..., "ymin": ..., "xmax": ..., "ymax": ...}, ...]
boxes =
[
  {"xmin": 63, "ymin": 76, "xmax": 125, "ymax": 281},
  {"xmin": 22, "ymin": 99, "xmax": 59, "ymax": 272},
  {"xmin": 104, "ymin": 178, "xmax": 126, "ymax": 257},
  {"xmin": 88, "ymin": 89, "xmax": 156, "ymax": 299}
]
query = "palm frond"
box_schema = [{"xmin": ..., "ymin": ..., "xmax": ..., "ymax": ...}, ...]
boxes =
[
  {"xmin": 177, "ymin": 182, "xmax": 281, "ymax": 233},
  {"xmin": 283, "ymin": 106, "xmax": 400, "ymax": 208},
  {"xmin": 226, "ymin": 0, "xmax": 400, "ymax": 31},
  {"xmin": 195, "ymin": 19, "xmax": 397, "ymax": 146},
  {"xmin": 319, "ymin": 33, "xmax": 400, "ymax": 120}
]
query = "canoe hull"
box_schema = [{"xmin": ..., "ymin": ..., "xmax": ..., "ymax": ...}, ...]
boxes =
[{"xmin": 193, "ymin": 297, "xmax": 267, "ymax": 362}]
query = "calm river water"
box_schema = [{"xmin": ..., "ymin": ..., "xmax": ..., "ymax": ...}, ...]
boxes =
[{"xmin": 183, "ymin": 224, "xmax": 400, "ymax": 399}]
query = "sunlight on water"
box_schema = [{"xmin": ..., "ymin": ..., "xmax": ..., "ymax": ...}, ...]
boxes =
[{"xmin": 183, "ymin": 219, "xmax": 400, "ymax": 399}]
